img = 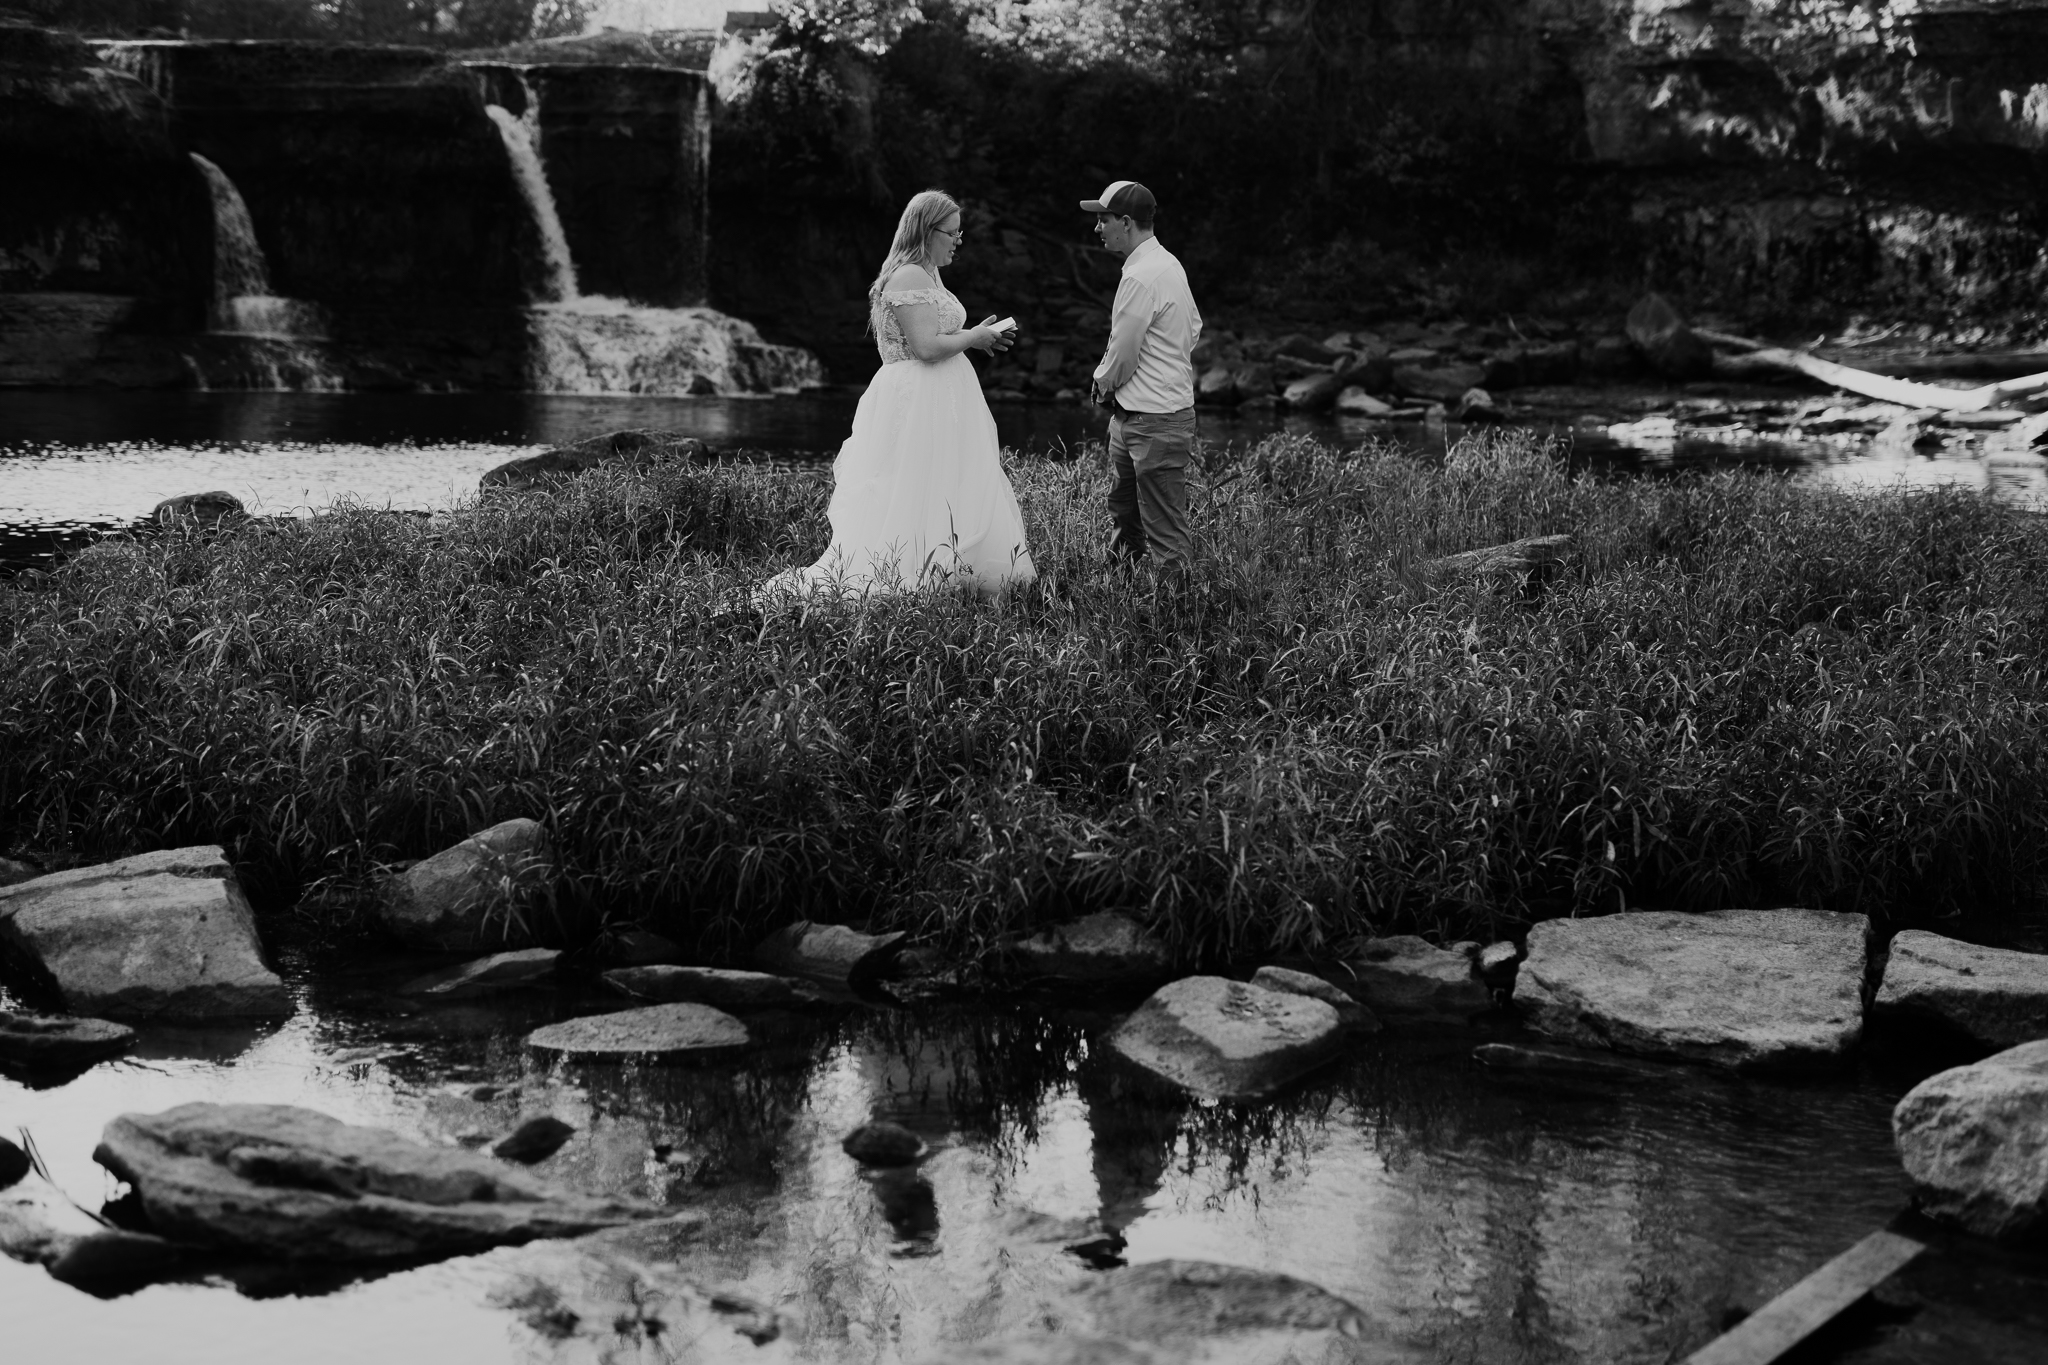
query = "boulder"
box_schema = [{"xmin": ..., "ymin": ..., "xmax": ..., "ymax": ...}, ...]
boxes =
[
  {"xmin": 1335, "ymin": 385, "xmax": 1394, "ymax": 416},
  {"xmin": 1196, "ymin": 364, "xmax": 1238, "ymax": 404},
  {"xmin": 479, "ymin": 430, "xmax": 709, "ymax": 492},
  {"xmin": 0, "ymin": 1010, "xmax": 136, "ymax": 1071},
  {"xmin": 524, "ymin": 1002, "xmax": 749, "ymax": 1061},
  {"xmin": 1110, "ymin": 976, "xmax": 1345, "ymax": 1098},
  {"xmin": 1625, "ymin": 293, "xmax": 1715, "ymax": 379},
  {"xmin": 1081, "ymin": 1259, "xmax": 1375, "ymax": 1342},
  {"xmin": 1456, "ymin": 387, "xmax": 1506, "ymax": 421},
  {"xmin": 379, "ymin": 818, "xmax": 555, "ymax": 952},
  {"xmin": 753, "ymin": 920, "xmax": 906, "ymax": 985},
  {"xmin": 492, "ymin": 1116, "xmax": 576, "ymax": 1164},
  {"xmin": 150, "ymin": 491, "xmax": 245, "ymax": 526},
  {"xmin": 1338, "ymin": 936, "xmax": 1493, "ymax": 1020},
  {"xmin": 1280, "ymin": 369, "xmax": 1349, "ymax": 411},
  {"xmin": 1875, "ymin": 930, "xmax": 2048, "ymax": 1048},
  {"xmin": 0, "ymin": 847, "xmax": 291, "ymax": 1020},
  {"xmin": 1250, "ymin": 965, "xmax": 1380, "ymax": 1032},
  {"xmin": 1475, "ymin": 941, "xmax": 1521, "ymax": 991},
  {"xmin": 1227, "ymin": 361, "xmax": 1274, "ymax": 401},
  {"xmin": 602, "ymin": 929, "xmax": 685, "ymax": 965},
  {"xmin": 93, "ymin": 1102, "xmax": 660, "ymax": 1262},
  {"xmin": 841, "ymin": 1120, "xmax": 925, "ymax": 1167},
  {"xmin": 1275, "ymin": 332, "xmax": 1342, "ymax": 363},
  {"xmin": 1517, "ymin": 909, "xmax": 1870, "ymax": 1071},
  {"xmin": 1010, "ymin": 912, "xmax": 1172, "ymax": 986},
  {"xmin": 397, "ymin": 948, "xmax": 561, "ymax": 1000},
  {"xmin": 1392, "ymin": 362, "xmax": 1486, "ymax": 402},
  {"xmin": 1894, "ymin": 1040, "xmax": 2048, "ymax": 1241},
  {"xmin": 603, "ymin": 964, "xmax": 821, "ymax": 1008}
]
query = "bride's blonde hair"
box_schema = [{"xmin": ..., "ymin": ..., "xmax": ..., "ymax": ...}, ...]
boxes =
[{"xmin": 868, "ymin": 189, "xmax": 961, "ymax": 333}]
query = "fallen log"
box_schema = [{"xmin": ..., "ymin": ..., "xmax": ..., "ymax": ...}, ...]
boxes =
[
  {"xmin": 1699, "ymin": 329, "xmax": 2048, "ymax": 412},
  {"xmin": 1423, "ymin": 534, "xmax": 1572, "ymax": 580},
  {"xmin": 1680, "ymin": 1227, "xmax": 1924, "ymax": 1365}
]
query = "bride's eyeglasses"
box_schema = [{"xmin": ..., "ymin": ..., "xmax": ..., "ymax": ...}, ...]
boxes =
[{"xmin": 933, "ymin": 226, "xmax": 965, "ymax": 242}]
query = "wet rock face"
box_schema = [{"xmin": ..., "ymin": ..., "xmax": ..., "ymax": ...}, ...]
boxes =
[
  {"xmin": 1338, "ymin": 936, "xmax": 1494, "ymax": 1021},
  {"xmin": 0, "ymin": 846, "xmax": 291, "ymax": 1020},
  {"xmin": 1010, "ymin": 912, "xmax": 1172, "ymax": 986},
  {"xmin": 1894, "ymin": 1040, "xmax": 2048, "ymax": 1241},
  {"xmin": 1875, "ymin": 930, "xmax": 2048, "ymax": 1049},
  {"xmin": 0, "ymin": 1010, "xmax": 137, "ymax": 1071},
  {"xmin": 1110, "ymin": 976, "xmax": 1345, "ymax": 1098},
  {"xmin": 524, "ymin": 1002, "xmax": 750, "ymax": 1060},
  {"xmin": 96, "ymin": 40, "xmax": 539, "ymax": 309},
  {"xmin": 92, "ymin": 1102, "xmax": 659, "ymax": 1262},
  {"xmin": 1517, "ymin": 908, "xmax": 1870, "ymax": 1071}
]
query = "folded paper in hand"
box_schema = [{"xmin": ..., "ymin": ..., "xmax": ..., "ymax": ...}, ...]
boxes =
[{"xmin": 991, "ymin": 317, "xmax": 1017, "ymax": 335}]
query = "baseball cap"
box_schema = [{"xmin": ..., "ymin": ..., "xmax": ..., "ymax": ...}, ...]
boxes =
[{"xmin": 1079, "ymin": 180, "xmax": 1157, "ymax": 217}]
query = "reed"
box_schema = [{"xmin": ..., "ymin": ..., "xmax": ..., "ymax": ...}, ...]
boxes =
[{"xmin": 5, "ymin": 430, "xmax": 2047, "ymax": 967}]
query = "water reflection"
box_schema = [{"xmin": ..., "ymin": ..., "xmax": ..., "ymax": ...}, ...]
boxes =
[{"xmin": 0, "ymin": 958, "xmax": 2005, "ymax": 1364}]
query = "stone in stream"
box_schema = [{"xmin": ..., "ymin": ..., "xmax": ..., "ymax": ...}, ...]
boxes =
[
  {"xmin": 1078, "ymin": 1260, "xmax": 1383, "ymax": 1347},
  {"xmin": 0, "ymin": 847, "xmax": 291, "ymax": 1020},
  {"xmin": 1336, "ymin": 385, "xmax": 1394, "ymax": 416},
  {"xmin": 0, "ymin": 1136, "xmax": 28, "ymax": 1189},
  {"xmin": 1517, "ymin": 908, "xmax": 1871, "ymax": 1071},
  {"xmin": 479, "ymin": 430, "xmax": 709, "ymax": 493},
  {"xmin": 1249, "ymin": 965, "xmax": 1380, "ymax": 1032},
  {"xmin": 1894, "ymin": 1040, "xmax": 2048, "ymax": 1241},
  {"xmin": 604, "ymin": 964, "xmax": 821, "ymax": 1008},
  {"xmin": 1010, "ymin": 912, "xmax": 1172, "ymax": 986},
  {"xmin": 841, "ymin": 1121, "xmax": 926, "ymax": 1167},
  {"xmin": 151, "ymin": 490, "xmax": 246, "ymax": 526},
  {"xmin": 92, "ymin": 1102, "xmax": 662, "ymax": 1262},
  {"xmin": 753, "ymin": 920, "xmax": 907, "ymax": 985},
  {"xmin": 1875, "ymin": 930, "xmax": 2048, "ymax": 1048},
  {"xmin": 492, "ymin": 1116, "xmax": 577, "ymax": 1164},
  {"xmin": 1337, "ymin": 935, "xmax": 1494, "ymax": 1020},
  {"xmin": 524, "ymin": 1002, "xmax": 750, "ymax": 1061},
  {"xmin": 1475, "ymin": 941, "xmax": 1522, "ymax": 991},
  {"xmin": 0, "ymin": 1010, "xmax": 137, "ymax": 1071},
  {"xmin": 1109, "ymin": 977, "xmax": 1345, "ymax": 1098},
  {"xmin": 379, "ymin": 818, "xmax": 556, "ymax": 952},
  {"xmin": 398, "ymin": 948, "xmax": 561, "ymax": 1000},
  {"xmin": 0, "ymin": 1187, "xmax": 189, "ymax": 1293}
]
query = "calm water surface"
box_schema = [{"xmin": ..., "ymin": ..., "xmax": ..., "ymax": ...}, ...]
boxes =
[
  {"xmin": 4, "ymin": 951, "xmax": 2037, "ymax": 1365},
  {"xmin": 6, "ymin": 389, "xmax": 2045, "ymax": 570}
]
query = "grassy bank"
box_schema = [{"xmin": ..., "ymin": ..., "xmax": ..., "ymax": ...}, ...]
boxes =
[{"xmin": 5, "ymin": 432, "xmax": 2048, "ymax": 966}]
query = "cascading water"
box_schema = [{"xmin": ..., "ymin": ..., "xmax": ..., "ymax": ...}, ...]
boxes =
[
  {"xmin": 189, "ymin": 152, "xmax": 341, "ymax": 391},
  {"xmin": 484, "ymin": 80, "xmax": 822, "ymax": 396},
  {"xmin": 485, "ymin": 99, "xmax": 579, "ymax": 305}
]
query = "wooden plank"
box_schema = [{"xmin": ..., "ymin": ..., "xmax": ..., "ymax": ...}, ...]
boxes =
[{"xmin": 1682, "ymin": 1229, "xmax": 1925, "ymax": 1365}]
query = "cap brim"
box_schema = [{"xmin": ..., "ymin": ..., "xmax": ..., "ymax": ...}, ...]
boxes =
[{"xmin": 1079, "ymin": 199, "xmax": 1109, "ymax": 212}]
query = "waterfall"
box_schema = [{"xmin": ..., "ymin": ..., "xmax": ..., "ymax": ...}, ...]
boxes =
[
  {"xmin": 486, "ymin": 100, "xmax": 580, "ymax": 304},
  {"xmin": 188, "ymin": 152, "xmax": 340, "ymax": 391},
  {"xmin": 483, "ymin": 79, "xmax": 822, "ymax": 395}
]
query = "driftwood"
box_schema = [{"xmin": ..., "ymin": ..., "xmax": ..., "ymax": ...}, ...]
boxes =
[
  {"xmin": 1698, "ymin": 328, "xmax": 2048, "ymax": 412},
  {"xmin": 1422, "ymin": 534, "xmax": 1572, "ymax": 580},
  {"xmin": 1680, "ymin": 1228, "xmax": 1924, "ymax": 1365}
]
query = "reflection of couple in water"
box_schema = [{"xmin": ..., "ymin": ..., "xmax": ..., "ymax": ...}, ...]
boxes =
[{"xmin": 758, "ymin": 181, "xmax": 1202, "ymax": 600}]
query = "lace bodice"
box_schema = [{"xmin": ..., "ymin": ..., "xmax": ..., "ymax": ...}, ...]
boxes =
[{"xmin": 874, "ymin": 287, "xmax": 967, "ymax": 365}]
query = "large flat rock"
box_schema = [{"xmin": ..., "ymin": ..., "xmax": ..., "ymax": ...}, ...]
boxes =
[
  {"xmin": 0, "ymin": 847, "xmax": 291, "ymax": 1020},
  {"xmin": 525, "ymin": 1002, "xmax": 750, "ymax": 1061},
  {"xmin": 93, "ymin": 1102, "xmax": 659, "ymax": 1262},
  {"xmin": 603, "ymin": 964, "xmax": 820, "ymax": 1008},
  {"xmin": 1110, "ymin": 977, "xmax": 1344, "ymax": 1098},
  {"xmin": 1517, "ymin": 909, "xmax": 1870, "ymax": 1071},
  {"xmin": 1876, "ymin": 930, "xmax": 2048, "ymax": 1048},
  {"xmin": 1336, "ymin": 935, "xmax": 1493, "ymax": 1019},
  {"xmin": 1895, "ymin": 1040, "xmax": 2048, "ymax": 1242}
]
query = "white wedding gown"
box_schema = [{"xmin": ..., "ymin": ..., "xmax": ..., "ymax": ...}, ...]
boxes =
[{"xmin": 758, "ymin": 285, "xmax": 1037, "ymax": 598}]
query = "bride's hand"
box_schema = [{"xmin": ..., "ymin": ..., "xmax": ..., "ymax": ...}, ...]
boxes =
[{"xmin": 976, "ymin": 316, "xmax": 1016, "ymax": 354}]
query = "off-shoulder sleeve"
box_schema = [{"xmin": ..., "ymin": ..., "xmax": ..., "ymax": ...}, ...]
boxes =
[{"xmin": 879, "ymin": 288, "xmax": 948, "ymax": 306}]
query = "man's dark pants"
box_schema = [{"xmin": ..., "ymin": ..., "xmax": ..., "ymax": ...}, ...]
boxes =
[{"xmin": 1106, "ymin": 407, "xmax": 1197, "ymax": 568}]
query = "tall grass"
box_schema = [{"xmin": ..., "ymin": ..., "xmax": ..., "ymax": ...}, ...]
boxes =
[{"xmin": 5, "ymin": 431, "xmax": 2048, "ymax": 967}]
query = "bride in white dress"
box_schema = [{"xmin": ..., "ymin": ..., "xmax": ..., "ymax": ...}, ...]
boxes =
[{"xmin": 758, "ymin": 190, "xmax": 1037, "ymax": 599}]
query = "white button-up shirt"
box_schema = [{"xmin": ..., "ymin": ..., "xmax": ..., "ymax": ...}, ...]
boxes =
[{"xmin": 1092, "ymin": 236, "xmax": 1202, "ymax": 414}]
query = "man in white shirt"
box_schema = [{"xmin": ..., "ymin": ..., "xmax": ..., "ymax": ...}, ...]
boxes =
[{"xmin": 1082, "ymin": 180, "xmax": 1203, "ymax": 570}]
